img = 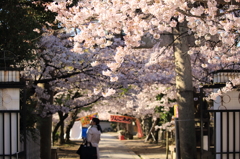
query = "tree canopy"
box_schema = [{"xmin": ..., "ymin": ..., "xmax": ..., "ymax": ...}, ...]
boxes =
[
  {"xmin": 2, "ymin": 0, "xmax": 240, "ymax": 158},
  {"xmin": 0, "ymin": 0, "xmax": 56, "ymax": 67}
]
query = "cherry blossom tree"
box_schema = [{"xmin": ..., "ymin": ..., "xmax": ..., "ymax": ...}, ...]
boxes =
[
  {"xmin": 21, "ymin": 28, "xmax": 112, "ymax": 158},
  {"xmin": 22, "ymin": 24, "xmax": 170, "ymax": 157},
  {"xmin": 45, "ymin": 0, "xmax": 240, "ymax": 158},
  {"xmin": 13, "ymin": 0, "xmax": 240, "ymax": 158}
]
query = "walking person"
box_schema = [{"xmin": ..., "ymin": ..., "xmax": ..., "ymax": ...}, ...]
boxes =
[{"xmin": 86, "ymin": 118, "xmax": 102, "ymax": 159}]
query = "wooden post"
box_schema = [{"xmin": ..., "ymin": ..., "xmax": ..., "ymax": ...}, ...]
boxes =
[
  {"xmin": 166, "ymin": 131, "xmax": 169, "ymax": 159},
  {"xmin": 145, "ymin": 118, "xmax": 159, "ymax": 142}
]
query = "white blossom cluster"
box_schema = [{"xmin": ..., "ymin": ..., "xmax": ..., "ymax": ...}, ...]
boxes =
[{"xmin": 23, "ymin": 0, "xmax": 240, "ymax": 119}]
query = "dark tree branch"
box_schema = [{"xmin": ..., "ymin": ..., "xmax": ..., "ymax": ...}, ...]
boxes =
[{"xmin": 70, "ymin": 95, "xmax": 104, "ymax": 110}]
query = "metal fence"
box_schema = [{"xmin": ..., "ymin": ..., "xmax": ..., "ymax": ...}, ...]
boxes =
[
  {"xmin": 0, "ymin": 110, "xmax": 24, "ymax": 159},
  {"xmin": 201, "ymin": 109, "xmax": 240, "ymax": 159}
]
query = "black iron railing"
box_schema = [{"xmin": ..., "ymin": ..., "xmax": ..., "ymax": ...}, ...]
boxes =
[
  {"xmin": 0, "ymin": 110, "xmax": 23, "ymax": 158},
  {"xmin": 202, "ymin": 109, "xmax": 240, "ymax": 159},
  {"xmin": 0, "ymin": 69, "xmax": 26, "ymax": 159}
]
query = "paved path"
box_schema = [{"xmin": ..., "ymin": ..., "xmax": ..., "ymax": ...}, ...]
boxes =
[
  {"xmin": 58, "ymin": 132, "xmax": 170, "ymax": 159},
  {"xmin": 99, "ymin": 133, "xmax": 170, "ymax": 159},
  {"xmin": 99, "ymin": 133, "xmax": 141, "ymax": 159},
  {"xmin": 58, "ymin": 133, "xmax": 141, "ymax": 159}
]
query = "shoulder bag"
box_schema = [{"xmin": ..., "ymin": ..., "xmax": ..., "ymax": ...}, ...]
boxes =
[{"xmin": 76, "ymin": 141, "xmax": 97, "ymax": 159}]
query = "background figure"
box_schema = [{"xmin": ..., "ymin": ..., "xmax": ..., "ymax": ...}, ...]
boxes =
[{"xmin": 87, "ymin": 118, "xmax": 102, "ymax": 159}]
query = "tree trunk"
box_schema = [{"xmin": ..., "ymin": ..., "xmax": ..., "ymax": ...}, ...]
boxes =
[
  {"xmin": 59, "ymin": 111, "xmax": 65, "ymax": 144},
  {"xmin": 145, "ymin": 118, "xmax": 159, "ymax": 142},
  {"xmin": 142, "ymin": 116, "xmax": 152, "ymax": 136},
  {"xmin": 126, "ymin": 122, "xmax": 134, "ymax": 139},
  {"xmin": 173, "ymin": 21, "xmax": 197, "ymax": 158},
  {"xmin": 39, "ymin": 116, "xmax": 52, "ymax": 159},
  {"xmin": 52, "ymin": 112, "xmax": 68, "ymax": 145},
  {"xmin": 116, "ymin": 122, "xmax": 120, "ymax": 131},
  {"xmin": 37, "ymin": 83, "xmax": 53, "ymax": 159}
]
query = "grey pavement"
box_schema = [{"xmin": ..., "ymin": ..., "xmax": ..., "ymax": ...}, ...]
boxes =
[
  {"xmin": 58, "ymin": 132, "xmax": 170, "ymax": 159},
  {"xmin": 99, "ymin": 133, "xmax": 141, "ymax": 159},
  {"xmin": 99, "ymin": 133, "xmax": 170, "ymax": 159}
]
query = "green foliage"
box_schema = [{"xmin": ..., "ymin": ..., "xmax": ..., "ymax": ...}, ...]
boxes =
[
  {"xmin": 54, "ymin": 90, "xmax": 83, "ymax": 106},
  {"xmin": 66, "ymin": 0, "xmax": 80, "ymax": 8},
  {"xmin": 81, "ymin": 106, "xmax": 93, "ymax": 111},
  {"xmin": 119, "ymin": 86, "xmax": 132, "ymax": 96},
  {"xmin": 0, "ymin": 0, "xmax": 56, "ymax": 67},
  {"xmin": 54, "ymin": 131, "xmax": 60, "ymax": 141},
  {"xmin": 156, "ymin": 93, "xmax": 165, "ymax": 101},
  {"xmin": 155, "ymin": 106, "xmax": 174, "ymax": 125},
  {"xmin": 155, "ymin": 93, "xmax": 175, "ymax": 125},
  {"xmin": 110, "ymin": 122, "xmax": 117, "ymax": 131}
]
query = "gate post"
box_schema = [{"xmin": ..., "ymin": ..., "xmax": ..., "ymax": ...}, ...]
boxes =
[{"xmin": 0, "ymin": 68, "xmax": 25, "ymax": 159}]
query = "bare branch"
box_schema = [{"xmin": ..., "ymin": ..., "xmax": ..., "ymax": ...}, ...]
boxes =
[{"xmin": 71, "ymin": 96, "xmax": 103, "ymax": 110}]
